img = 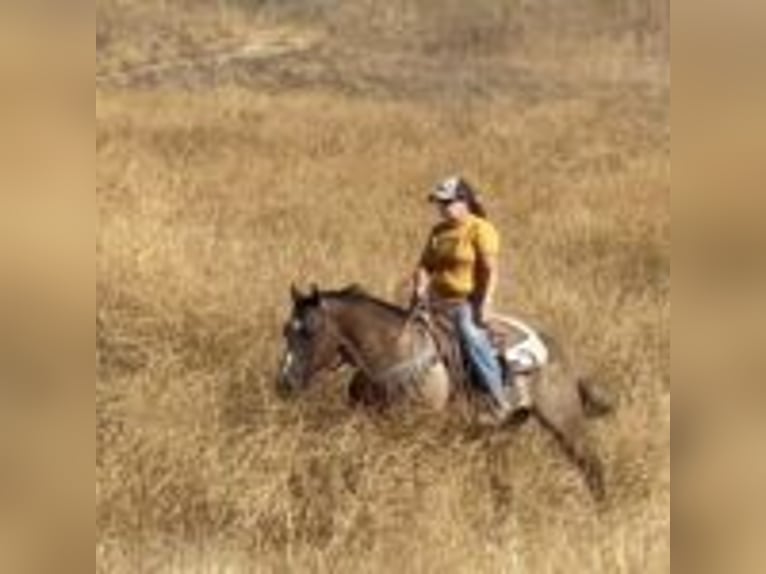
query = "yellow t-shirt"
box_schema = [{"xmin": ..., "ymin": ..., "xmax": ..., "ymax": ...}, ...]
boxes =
[{"xmin": 420, "ymin": 213, "xmax": 500, "ymax": 300}]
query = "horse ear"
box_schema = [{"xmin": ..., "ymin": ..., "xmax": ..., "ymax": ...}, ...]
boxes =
[
  {"xmin": 307, "ymin": 283, "xmax": 325, "ymax": 307},
  {"xmin": 290, "ymin": 283, "xmax": 304, "ymax": 303}
]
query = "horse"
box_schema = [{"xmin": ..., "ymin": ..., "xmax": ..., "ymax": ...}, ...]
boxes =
[{"xmin": 277, "ymin": 284, "xmax": 614, "ymax": 500}]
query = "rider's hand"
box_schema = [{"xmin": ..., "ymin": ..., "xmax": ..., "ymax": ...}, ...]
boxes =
[{"xmin": 476, "ymin": 303, "xmax": 492, "ymax": 328}]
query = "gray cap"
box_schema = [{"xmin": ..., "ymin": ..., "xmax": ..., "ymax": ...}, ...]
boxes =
[{"xmin": 429, "ymin": 175, "xmax": 462, "ymax": 202}]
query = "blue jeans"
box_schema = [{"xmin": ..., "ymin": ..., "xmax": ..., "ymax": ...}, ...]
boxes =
[{"xmin": 451, "ymin": 303, "xmax": 506, "ymax": 406}]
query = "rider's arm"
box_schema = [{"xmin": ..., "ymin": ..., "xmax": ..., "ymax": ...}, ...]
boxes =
[
  {"xmin": 473, "ymin": 220, "xmax": 500, "ymax": 324},
  {"xmin": 413, "ymin": 265, "xmax": 430, "ymax": 303},
  {"xmin": 475, "ymin": 252, "xmax": 498, "ymax": 324}
]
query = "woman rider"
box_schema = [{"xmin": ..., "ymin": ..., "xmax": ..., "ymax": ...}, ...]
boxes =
[{"xmin": 413, "ymin": 175, "xmax": 513, "ymax": 421}]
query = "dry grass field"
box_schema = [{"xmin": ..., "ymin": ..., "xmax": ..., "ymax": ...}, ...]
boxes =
[{"xmin": 97, "ymin": 1, "xmax": 669, "ymax": 572}]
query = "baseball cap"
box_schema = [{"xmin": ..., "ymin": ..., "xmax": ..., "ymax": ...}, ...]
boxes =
[{"xmin": 429, "ymin": 175, "xmax": 462, "ymax": 202}]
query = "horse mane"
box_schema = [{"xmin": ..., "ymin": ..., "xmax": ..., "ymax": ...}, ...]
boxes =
[{"xmin": 321, "ymin": 284, "xmax": 408, "ymax": 318}]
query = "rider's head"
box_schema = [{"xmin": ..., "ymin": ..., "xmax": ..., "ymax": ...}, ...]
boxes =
[{"xmin": 429, "ymin": 175, "xmax": 487, "ymax": 221}]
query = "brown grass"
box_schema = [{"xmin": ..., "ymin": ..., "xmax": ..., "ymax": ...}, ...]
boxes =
[{"xmin": 97, "ymin": 1, "xmax": 669, "ymax": 572}]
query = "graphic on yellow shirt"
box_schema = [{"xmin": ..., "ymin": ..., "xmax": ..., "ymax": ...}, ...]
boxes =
[{"xmin": 421, "ymin": 214, "xmax": 500, "ymax": 300}]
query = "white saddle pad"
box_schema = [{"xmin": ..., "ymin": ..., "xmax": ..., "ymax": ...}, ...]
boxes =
[{"xmin": 489, "ymin": 313, "xmax": 550, "ymax": 371}]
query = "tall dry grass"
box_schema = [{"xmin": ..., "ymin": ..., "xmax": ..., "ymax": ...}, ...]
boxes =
[{"xmin": 97, "ymin": 1, "xmax": 669, "ymax": 572}]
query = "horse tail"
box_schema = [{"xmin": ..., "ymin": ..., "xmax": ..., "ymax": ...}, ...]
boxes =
[{"xmin": 577, "ymin": 377, "xmax": 616, "ymax": 418}]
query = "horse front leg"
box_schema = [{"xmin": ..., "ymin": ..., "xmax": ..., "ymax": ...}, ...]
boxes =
[{"xmin": 347, "ymin": 371, "xmax": 389, "ymax": 411}]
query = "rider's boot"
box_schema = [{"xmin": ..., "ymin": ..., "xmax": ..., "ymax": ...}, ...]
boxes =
[{"xmin": 476, "ymin": 393, "xmax": 513, "ymax": 426}]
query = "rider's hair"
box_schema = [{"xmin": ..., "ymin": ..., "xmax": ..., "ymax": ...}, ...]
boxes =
[{"xmin": 455, "ymin": 178, "xmax": 488, "ymax": 219}]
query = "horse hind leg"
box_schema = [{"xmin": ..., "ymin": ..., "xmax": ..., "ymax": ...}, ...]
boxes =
[
  {"xmin": 534, "ymin": 376, "xmax": 606, "ymax": 501},
  {"xmin": 565, "ymin": 427, "xmax": 605, "ymax": 502},
  {"xmin": 540, "ymin": 411, "xmax": 605, "ymax": 501}
]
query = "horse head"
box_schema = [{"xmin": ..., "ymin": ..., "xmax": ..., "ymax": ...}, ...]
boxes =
[{"xmin": 277, "ymin": 284, "xmax": 344, "ymax": 397}]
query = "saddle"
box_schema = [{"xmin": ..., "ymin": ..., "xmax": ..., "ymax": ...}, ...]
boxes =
[
  {"xmin": 412, "ymin": 301, "xmax": 469, "ymax": 392},
  {"xmin": 412, "ymin": 301, "xmax": 549, "ymax": 400}
]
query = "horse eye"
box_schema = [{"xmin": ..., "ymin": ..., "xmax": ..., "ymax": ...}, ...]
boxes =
[{"xmin": 287, "ymin": 318, "xmax": 311, "ymax": 338}]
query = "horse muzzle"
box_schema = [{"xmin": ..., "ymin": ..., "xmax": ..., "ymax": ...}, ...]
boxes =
[{"xmin": 276, "ymin": 351, "xmax": 303, "ymax": 398}]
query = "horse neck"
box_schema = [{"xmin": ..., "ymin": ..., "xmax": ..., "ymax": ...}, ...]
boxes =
[{"xmin": 325, "ymin": 297, "xmax": 408, "ymax": 368}]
